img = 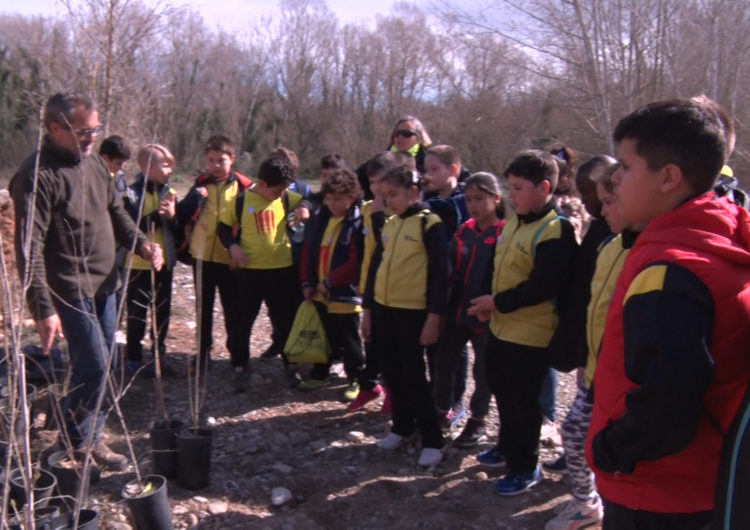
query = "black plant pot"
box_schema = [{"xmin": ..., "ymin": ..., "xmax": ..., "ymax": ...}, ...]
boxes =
[
  {"xmin": 175, "ymin": 427, "xmax": 213, "ymax": 490},
  {"xmin": 8, "ymin": 467, "xmax": 56, "ymax": 509},
  {"xmin": 8, "ymin": 504, "xmax": 60, "ymax": 529},
  {"xmin": 0, "ymin": 383, "xmax": 38, "ymax": 435},
  {"xmin": 149, "ymin": 419, "xmax": 184, "ymax": 479},
  {"xmin": 49, "ymin": 508, "xmax": 100, "ymax": 529},
  {"xmin": 47, "ymin": 450, "xmax": 91, "ymax": 510},
  {"xmin": 122, "ymin": 474, "xmax": 173, "ymax": 530}
]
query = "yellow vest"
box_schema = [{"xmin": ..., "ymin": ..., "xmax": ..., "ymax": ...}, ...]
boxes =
[
  {"xmin": 489, "ymin": 210, "xmax": 564, "ymax": 347},
  {"xmin": 129, "ymin": 188, "xmax": 176, "ymax": 270},
  {"xmin": 585, "ymin": 234, "xmax": 629, "ymax": 387},
  {"xmin": 189, "ymin": 179, "xmax": 244, "ymax": 264},
  {"xmin": 220, "ymin": 188, "xmax": 302, "ymax": 269},
  {"xmin": 374, "ymin": 209, "xmax": 440, "ymax": 310}
]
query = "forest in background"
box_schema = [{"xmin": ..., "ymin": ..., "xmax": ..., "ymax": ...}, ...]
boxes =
[{"xmin": 0, "ymin": 0, "xmax": 748, "ymax": 185}]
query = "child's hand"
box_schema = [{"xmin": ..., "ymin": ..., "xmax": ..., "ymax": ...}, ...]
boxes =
[
  {"xmin": 420, "ymin": 313, "xmax": 441, "ymax": 346},
  {"xmin": 141, "ymin": 241, "xmax": 164, "ymax": 271},
  {"xmin": 360, "ymin": 309, "xmax": 372, "ymax": 342},
  {"xmin": 303, "ymin": 287, "xmax": 315, "ymax": 301},
  {"xmin": 159, "ymin": 195, "xmax": 176, "ymax": 219},
  {"xmin": 294, "ymin": 206, "xmax": 310, "ymax": 225},
  {"xmin": 229, "ymin": 244, "xmax": 248, "ymax": 270},
  {"xmin": 317, "ymin": 281, "xmax": 328, "ymax": 297},
  {"xmin": 468, "ymin": 295, "xmax": 495, "ymax": 322},
  {"xmin": 195, "ymin": 186, "xmax": 208, "ymax": 198}
]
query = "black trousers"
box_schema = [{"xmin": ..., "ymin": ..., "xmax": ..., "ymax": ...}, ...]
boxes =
[
  {"xmin": 602, "ymin": 498, "xmax": 712, "ymax": 530},
  {"xmin": 485, "ymin": 334, "xmax": 549, "ymax": 473},
  {"xmin": 373, "ymin": 302, "xmax": 443, "ymax": 449},
  {"xmin": 126, "ymin": 267, "xmax": 173, "ymax": 362},
  {"xmin": 309, "ymin": 302, "xmax": 364, "ymax": 382},
  {"xmin": 356, "ymin": 339, "xmax": 381, "ymax": 391},
  {"xmin": 433, "ymin": 323, "xmax": 491, "ymax": 418},
  {"xmin": 193, "ymin": 260, "xmax": 238, "ymax": 363},
  {"xmin": 230, "ymin": 267, "xmax": 301, "ymax": 369}
]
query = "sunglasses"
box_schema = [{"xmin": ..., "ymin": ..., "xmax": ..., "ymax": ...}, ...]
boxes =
[
  {"xmin": 72, "ymin": 126, "xmax": 102, "ymax": 138},
  {"xmin": 394, "ymin": 129, "xmax": 418, "ymax": 139}
]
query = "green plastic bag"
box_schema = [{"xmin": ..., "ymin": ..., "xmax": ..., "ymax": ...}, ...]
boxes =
[{"xmin": 283, "ymin": 301, "xmax": 330, "ymax": 364}]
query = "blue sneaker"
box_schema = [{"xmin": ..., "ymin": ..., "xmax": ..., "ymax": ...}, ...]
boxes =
[
  {"xmin": 476, "ymin": 447, "xmax": 506, "ymax": 467},
  {"xmin": 493, "ymin": 466, "xmax": 542, "ymax": 496}
]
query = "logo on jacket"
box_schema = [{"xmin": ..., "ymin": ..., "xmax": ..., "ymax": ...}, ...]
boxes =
[{"xmin": 404, "ymin": 234, "xmax": 418, "ymax": 242}]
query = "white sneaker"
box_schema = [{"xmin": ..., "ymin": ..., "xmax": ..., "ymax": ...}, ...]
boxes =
[
  {"xmin": 544, "ymin": 496, "xmax": 603, "ymax": 530},
  {"xmin": 540, "ymin": 418, "xmax": 559, "ymax": 441},
  {"xmin": 377, "ymin": 432, "xmax": 412, "ymax": 450},
  {"xmin": 418, "ymin": 447, "xmax": 443, "ymax": 467}
]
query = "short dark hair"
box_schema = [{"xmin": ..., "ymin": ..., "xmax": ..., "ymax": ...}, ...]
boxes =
[
  {"xmin": 44, "ymin": 93, "xmax": 95, "ymax": 129},
  {"xmin": 577, "ymin": 155, "xmax": 616, "ymax": 188},
  {"xmin": 257, "ymin": 154, "xmax": 295, "ymax": 187},
  {"xmin": 613, "ymin": 99, "xmax": 728, "ymax": 194},
  {"xmin": 321, "ymin": 153, "xmax": 348, "ymax": 170},
  {"xmin": 593, "ymin": 163, "xmax": 620, "ymax": 194},
  {"xmin": 321, "ymin": 169, "xmax": 363, "ymax": 201},
  {"xmin": 271, "ymin": 146, "xmax": 299, "ymax": 175},
  {"xmin": 380, "ymin": 165, "xmax": 421, "ymax": 190},
  {"xmin": 366, "ymin": 151, "xmax": 404, "ymax": 179},
  {"xmin": 99, "ymin": 135, "xmax": 131, "ymax": 160},
  {"xmin": 503, "ymin": 150, "xmax": 559, "ymax": 190},
  {"xmin": 205, "ymin": 135, "xmax": 235, "ymax": 157},
  {"xmin": 425, "ymin": 144, "xmax": 461, "ymax": 168}
]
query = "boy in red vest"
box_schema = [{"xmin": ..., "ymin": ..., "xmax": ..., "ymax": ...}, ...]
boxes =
[{"xmin": 586, "ymin": 98, "xmax": 750, "ymax": 528}]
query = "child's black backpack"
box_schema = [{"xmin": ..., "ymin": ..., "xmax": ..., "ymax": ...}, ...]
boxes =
[{"xmin": 714, "ymin": 168, "xmax": 749, "ymax": 209}]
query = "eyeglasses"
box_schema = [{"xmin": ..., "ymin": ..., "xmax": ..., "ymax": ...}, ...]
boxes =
[
  {"xmin": 394, "ymin": 129, "xmax": 418, "ymax": 139},
  {"xmin": 72, "ymin": 126, "xmax": 102, "ymax": 138}
]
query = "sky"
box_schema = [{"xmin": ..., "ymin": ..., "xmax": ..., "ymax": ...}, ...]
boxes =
[{"xmin": 0, "ymin": 0, "xmax": 426, "ymax": 32}]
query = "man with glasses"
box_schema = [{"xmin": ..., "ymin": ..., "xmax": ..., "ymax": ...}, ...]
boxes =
[{"xmin": 9, "ymin": 92, "xmax": 163, "ymax": 468}]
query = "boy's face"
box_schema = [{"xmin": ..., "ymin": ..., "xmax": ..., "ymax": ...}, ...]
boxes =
[
  {"xmin": 381, "ymin": 181, "xmax": 418, "ymax": 216},
  {"xmin": 423, "ymin": 154, "xmax": 457, "ymax": 195},
  {"xmin": 324, "ymin": 192, "xmax": 355, "ymax": 218},
  {"xmin": 254, "ymin": 180, "xmax": 287, "ymax": 201},
  {"xmin": 613, "ymin": 138, "xmax": 664, "ymax": 227},
  {"xmin": 144, "ymin": 155, "xmax": 172, "ymax": 184},
  {"xmin": 206, "ymin": 149, "xmax": 234, "ymax": 180},
  {"xmin": 507, "ymin": 174, "xmax": 549, "ymax": 215},
  {"xmin": 102, "ymin": 155, "xmax": 126, "ymax": 175},
  {"xmin": 597, "ymin": 182, "xmax": 627, "ymax": 234}
]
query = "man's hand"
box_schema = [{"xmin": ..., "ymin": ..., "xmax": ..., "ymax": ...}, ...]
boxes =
[
  {"xmin": 229, "ymin": 244, "xmax": 248, "ymax": 270},
  {"xmin": 36, "ymin": 314, "xmax": 64, "ymax": 355},
  {"xmin": 141, "ymin": 241, "xmax": 164, "ymax": 271}
]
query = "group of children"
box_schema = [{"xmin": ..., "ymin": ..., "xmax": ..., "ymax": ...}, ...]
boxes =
[{"xmin": 105, "ymin": 95, "xmax": 750, "ymax": 530}]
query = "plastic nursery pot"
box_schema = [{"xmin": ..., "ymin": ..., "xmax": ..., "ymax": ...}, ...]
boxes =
[
  {"xmin": 121, "ymin": 474, "xmax": 173, "ymax": 530},
  {"xmin": 48, "ymin": 508, "xmax": 100, "ymax": 529},
  {"xmin": 0, "ymin": 383, "xmax": 38, "ymax": 435},
  {"xmin": 47, "ymin": 450, "xmax": 91, "ymax": 511},
  {"xmin": 175, "ymin": 427, "xmax": 213, "ymax": 490},
  {"xmin": 8, "ymin": 504, "xmax": 60, "ymax": 530},
  {"xmin": 8, "ymin": 467, "xmax": 57, "ymax": 509},
  {"xmin": 149, "ymin": 419, "xmax": 184, "ymax": 479}
]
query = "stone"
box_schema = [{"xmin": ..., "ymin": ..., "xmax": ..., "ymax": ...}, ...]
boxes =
[
  {"xmin": 271, "ymin": 487, "xmax": 293, "ymax": 506},
  {"xmin": 172, "ymin": 504, "xmax": 189, "ymax": 515},
  {"xmin": 345, "ymin": 431, "xmax": 365, "ymax": 442},
  {"xmin": 208, "ymin": 500, "xmax": 229, "ymax": 514},
  {"xmin": 273, "ymin": 463, "xmax": 293, "ymax": 474},
  {"xmin": 474, "ymin": 471, "xmax": 488, "ymax": 481},
  {"xmin": 192, "ymin": 495, "xmax": 208, "ymax": 503},
  {"xmin": 185, "ymin": 513, "xmax": 200, "ymax": 528}
]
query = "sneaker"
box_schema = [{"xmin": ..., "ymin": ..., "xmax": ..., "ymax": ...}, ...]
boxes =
[
  {"xmin": 126, "ymin": 360, "xmax": 155, "ymax": 379},
  {"xmin": 380, "ymin": 388, "xmax": 392, "ymax": 416},
  {"xmin": 453, "ymin": 418, "xmax": 487, "ymax": 449},
  {"xmin": 542, "ymin": 455, "xmax": 568, "ymax": 475},
  {"xmin": 476, "ymin": 446, "xmax": 506, "ymax": 468},
  {"xmin": 418, "ymin": 447, "xmax": 443, "ymax": 467},
  {"xmin": 259, "ymin": 345, "xmax": 281, "ymax": 361},
  {"xmin": 343, "ymin": 381, "xmax": 360, "ymax": 401},
  {"xmin": 540, "ymin": 418, "xmax": 559, "ymax": 441},
  {"xmin": 377, "ymin": 432, "xmax": 415, "ymax": 450},
  {"xmin": 232, "ymin": 365, "xmax": 251, "ymax": 393},
  {"xmin": 297, "ymin": 378, "xmax": 330, "ymax": 390},
  {"xmin": 545, "ymin": 496, "xmax": 603, "ymax": 529},
  {"xmin": 347, "ymin": 384, "xmax": 383, "ymax": 411},
  {"xmin": 494, "ymin": 466, "xmax": 542, "ymax": 496},
  {"xmin": 91, "ymin": 441, "xmax": 128, "ymax": 470}
]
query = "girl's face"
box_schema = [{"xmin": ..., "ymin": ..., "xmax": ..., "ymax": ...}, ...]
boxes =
[
  {"xmin": 369, "ymin": 174, "xmax": 383, "ymax": 197},
  {"xmin": 423, "ymin": 154, "xmax": 456, "ymax": 196},
  {"xmin": 465, "ymin": 185, "xmax": 500, "ymax": 226},
  {"xmin": 381, "ymin": 180, "xmax": 419, "ymax": 216},
  {"xmin": 597, "ymin": 182, "xmax": 627, "ymax": 234},
  {"xmin": 391, "ymin": 120, "xmax": 421, "ymax": 152}
]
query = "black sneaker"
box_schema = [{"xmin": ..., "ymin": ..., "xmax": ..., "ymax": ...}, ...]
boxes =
[
  {"xmin": 259, "ymin": 345, "xmax": 281, "ymax": 361},
  {"xmin": 542, "ymin": 454, "xmax": 568, "ymax": 475},
  {"xmin": 453, "ymin": 418, "xmax": 486, "ymax": 449}
]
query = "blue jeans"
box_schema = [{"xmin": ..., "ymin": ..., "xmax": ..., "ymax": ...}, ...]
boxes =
[
  {"xmin": 540, "ymin": 367, "xmax": 557, "ymax": 421},
  {"xmin": 54, "ymin": 293, "xmax": 116, "ymax": 448}
]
